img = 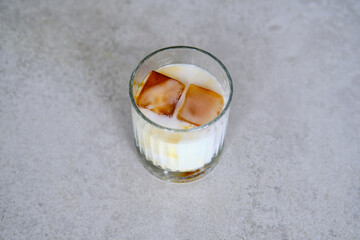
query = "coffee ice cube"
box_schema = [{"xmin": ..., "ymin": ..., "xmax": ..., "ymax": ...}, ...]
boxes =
[
  {"xmin": 136, "ymin": 71, "xmax": 185, "ymax": 116},
  {"xmin": 177, "ymin": 84, "xmax": 224, "ymax": 126}
]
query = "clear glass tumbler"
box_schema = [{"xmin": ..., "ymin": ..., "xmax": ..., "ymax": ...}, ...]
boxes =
[{"xmin": 129, "ymin": 46, "xmax": 233, "ymax": 182}]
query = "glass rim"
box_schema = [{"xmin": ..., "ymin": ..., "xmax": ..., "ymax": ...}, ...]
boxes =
[{"xmin": 129, "ymin": 45, "xmax": 233, "ymax": 133}]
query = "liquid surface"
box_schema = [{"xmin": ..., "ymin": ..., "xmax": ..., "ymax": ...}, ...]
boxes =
[{"xmin": 138, "ymin": 64, "xmax": 224, "ymax": 129}]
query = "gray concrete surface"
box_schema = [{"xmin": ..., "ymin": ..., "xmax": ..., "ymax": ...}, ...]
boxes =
[{"xmin": 1, "ymin": 0, "xmax": 360, "ymax": 239}]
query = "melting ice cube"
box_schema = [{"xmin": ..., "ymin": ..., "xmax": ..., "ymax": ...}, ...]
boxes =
[
  {"xmin": 136, "ymin": 71, "xmax": 185, "ymax": 117},
  {"xmin": 177, "ymin": 84, "xmax": 224, "ymax": 126}
]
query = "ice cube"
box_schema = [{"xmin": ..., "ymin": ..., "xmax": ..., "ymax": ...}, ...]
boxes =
[
  {"xmin": 136, "ymin": 71, "xmax": 185, "ymax": 116},
  {"xmin": 177, "ymin": 84, "xmax": 224, "ymax": 126}
]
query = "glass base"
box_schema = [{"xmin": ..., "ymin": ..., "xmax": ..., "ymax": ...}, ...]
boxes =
[{"xmin": 135, "ymin": 143, "xmax": 223, "ymax": 183}]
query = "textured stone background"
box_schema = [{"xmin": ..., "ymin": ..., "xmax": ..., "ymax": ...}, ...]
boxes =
[{"xmin": 1, "ymin": 0, "xmax": 359, "ymax": 239}]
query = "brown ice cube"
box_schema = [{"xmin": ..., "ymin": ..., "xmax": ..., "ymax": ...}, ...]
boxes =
[
  {"xmin": 136, "ymin": 71, "xmax": 185, "ymax": 116},
  {"xmin": 177, "ymin": 84, "xmax": 224, "ymax": 126}
]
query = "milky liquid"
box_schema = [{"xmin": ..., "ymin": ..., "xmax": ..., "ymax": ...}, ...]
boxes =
[{"xmin": 132, "ymin": 64, "xmax": 229, "ymax": 172}]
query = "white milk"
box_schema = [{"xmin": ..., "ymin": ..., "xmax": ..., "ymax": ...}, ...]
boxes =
[{"xmin": 132, "ymin": 64, "xmax": 229, "ymax": 172}]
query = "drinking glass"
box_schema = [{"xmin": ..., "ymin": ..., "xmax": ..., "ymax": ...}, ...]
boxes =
[{"xmin": 129, "ymin": 46, "xmax": 233, "ymax": 182}]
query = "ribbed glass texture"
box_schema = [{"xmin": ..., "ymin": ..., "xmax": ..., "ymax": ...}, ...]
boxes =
[{"xmin": 129, "ymin": 46, "xmax": 233, "ymax": 181}]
